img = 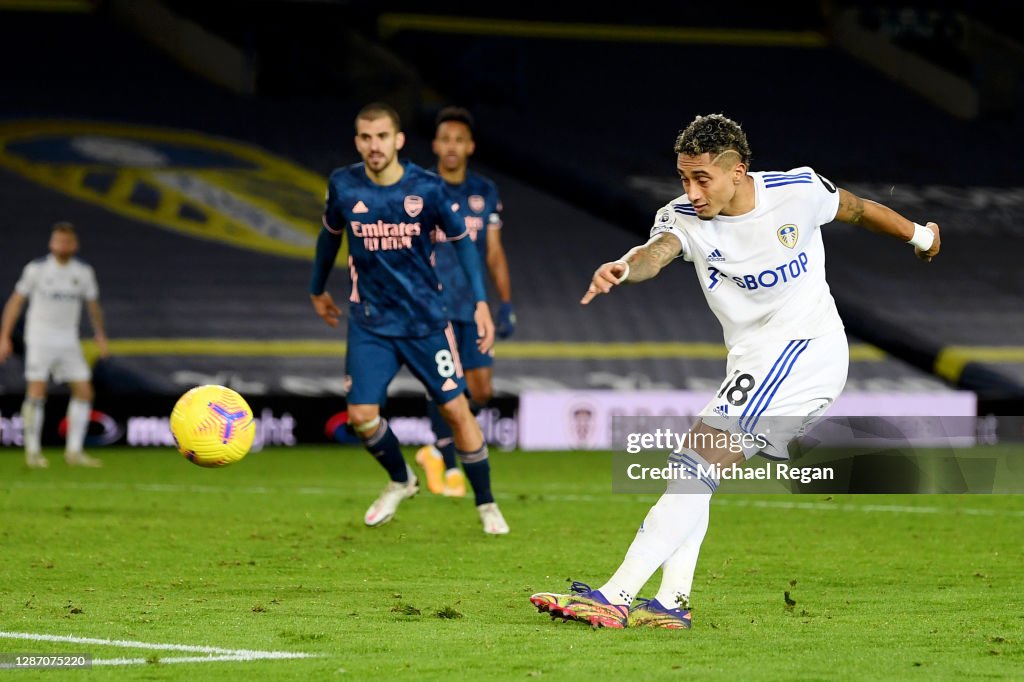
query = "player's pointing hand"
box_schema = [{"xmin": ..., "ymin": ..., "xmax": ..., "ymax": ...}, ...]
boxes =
[
  {"xmin": 581, "ymin": 261, "xmax": 629, "ymax": 305},
  {"xmin": 310, "ymin": 291, "xmax": 342, "ymax": 327}
]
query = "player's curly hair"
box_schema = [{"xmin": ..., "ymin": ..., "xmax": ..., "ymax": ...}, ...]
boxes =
[
  {"xmin": 435, "ymin": 106, "xmax": 475, "ymax": 135},
  {"xmin": 673, "ymin": 114, "xmax": 751, "ymax": 166}
]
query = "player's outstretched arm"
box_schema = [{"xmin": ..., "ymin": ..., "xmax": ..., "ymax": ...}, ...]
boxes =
[
  {"xmin": 836, "ymin": 188, "xmax": 941, "ymax": 262},
  {"xmin": 580, "ymin": 233, "xmax": 681, "ymax": 304},
  {"xmin": 0, "ymin": 291, "xmax": 26, "ymax": 363}
]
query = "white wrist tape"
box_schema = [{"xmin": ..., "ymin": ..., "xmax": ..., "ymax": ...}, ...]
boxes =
[
  {"xmin": 908, "ymin": 223, "xmax": 934, "ymax": 251},
  {"xmin": 613, "ymin": 260, "xmax": 630, "ymax": 283}
]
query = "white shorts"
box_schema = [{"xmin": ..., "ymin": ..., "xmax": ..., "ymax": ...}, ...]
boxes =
[
  {"xmin": 24, "ymin": 343, "xmax": 92, "ymax": 383},
  {"xmin": 700, "ymin": 329, "xmax": 849, "ymax": 459}
]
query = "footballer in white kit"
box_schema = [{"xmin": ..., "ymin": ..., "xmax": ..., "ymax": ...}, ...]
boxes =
[
  {"xmin": 1, "ymin": 223, "xmax": 109, "ymax": 468},
  {"xmin": 530, "ymin": 114, "xmax": 941, "ymax": 630},
  {"xmin": 652, "ymin": 165, "xmax": 849, "ymax": 459},
  {"xmin": 19, "ymin": 253, "xmax": 98, "ymax": 384}
]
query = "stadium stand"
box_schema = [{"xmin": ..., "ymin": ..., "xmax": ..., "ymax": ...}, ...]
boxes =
[
  {"xmin": 0, "ymin": 3, "xmax": 1012, "ymax": 406},
  {"xmin": 375, "ymin": 6, "xmax": 1024, "ymax": 400}
]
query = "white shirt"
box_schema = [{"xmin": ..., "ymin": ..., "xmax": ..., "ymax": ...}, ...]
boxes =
[
  {"xmin": 15, "ymin": 255, "xmax": 99, "ymax": 346},
  {"xmin": 652, "ymin": 167, "xmax": 844, "ymax": 353}
]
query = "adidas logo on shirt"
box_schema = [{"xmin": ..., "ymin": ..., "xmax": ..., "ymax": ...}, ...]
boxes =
[
  {"xmin": 713, "ymin": 404, "xmax": 729, "ymax": 416},
  {"xmin": 707, "ymin": 249, "xmax": 726, "ymax": 262},
  {"xmin": 353, "ymin": 200, "xmax": 369, "ymax": 214}
]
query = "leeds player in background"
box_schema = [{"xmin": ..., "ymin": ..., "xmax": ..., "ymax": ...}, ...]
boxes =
[
  {"xmin": 530, "ymin": 114, "xmax": 940, "ymax": 629},
  {"xmin": 415, "ymin": 106, "xmax": 515, "ymax": 498},
  {"xmin": 310, "ymin": 102, "xmax": 509, "ymax": 534},
  {"xmin": 0, "ymin": 222, "xmax": 109, "ymax": 468}
]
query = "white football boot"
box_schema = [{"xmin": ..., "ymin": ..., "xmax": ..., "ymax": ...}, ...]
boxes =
[
  {"xmin": 364, "ymin": 467, "xmax": 418, "ymax": 527},
  {"xmin": 477, "ymin": 502, "xmax": 510, "ymax": 535},
  {"xmin": 25, "ymin": 451, "xmax": 49, "ymax": 469},
  {"xmin": 65, "ymin": 451, "xmax": 103, "ymax": 468}
]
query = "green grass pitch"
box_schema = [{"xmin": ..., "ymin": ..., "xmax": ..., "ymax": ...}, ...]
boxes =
[{"xmin": 1, "ymin": 446, "xmax": 1022, "ymax": 680}]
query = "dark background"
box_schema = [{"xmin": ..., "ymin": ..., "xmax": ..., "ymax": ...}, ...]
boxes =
[{"xmin": 1, "ymin": 0, "xmax": 1021, "ymax": 416}]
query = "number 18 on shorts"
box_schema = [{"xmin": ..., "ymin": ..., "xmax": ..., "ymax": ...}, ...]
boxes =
[{"xmin": 699, "ymin": 330, "xmax": 849, "ymax": 460}]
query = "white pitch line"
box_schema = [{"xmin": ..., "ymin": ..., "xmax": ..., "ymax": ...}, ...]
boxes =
[
  {"xmin": 712, "ymin": 498, "xmax": 1024, "ymax": 516},
  {"xmin": 93, "ymin": 655, "xmax": 308, "ymax": 666},
  {"xmin": 7, "ymin": 480, "xmax": 312, "ymax": 496},
  {"xmin": 7, "ymin": 480, "xmax": 1024, "ymax": 517},
  {"xmin": 541, "ymin": 495, "xmax": 1024, "ymax": 516},
  {"xmin": 0, "ymin": 632, "xmax": 315, "ymax": 662}
]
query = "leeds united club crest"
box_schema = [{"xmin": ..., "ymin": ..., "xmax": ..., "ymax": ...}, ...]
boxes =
[{"xmin": 777, "ymin": 224, "xmax": 798, "ymax": 248}]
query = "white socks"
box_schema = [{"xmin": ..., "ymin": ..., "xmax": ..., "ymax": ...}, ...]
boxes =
[
  {"xmin": 66, "ymin": 398, "xmax": 91, "ymax": 454},
  {"xmin": 598, "ymin": 448, "xmax": 718, "ymax": 607},
  {"xmin": 21, "ymin": 397, "xmax": 45, "ymax": 455},
  {"xmin": 653, "ymin": 505, "xmax": 710, "ymax": 609}
]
